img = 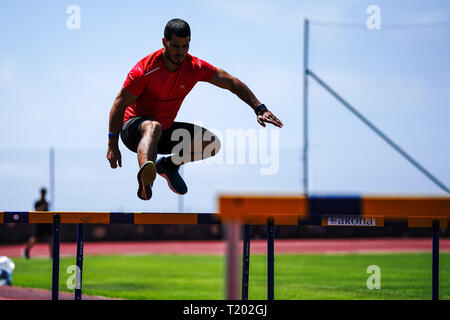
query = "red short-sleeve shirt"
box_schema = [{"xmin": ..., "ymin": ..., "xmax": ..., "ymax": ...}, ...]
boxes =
[{"xmin": 122, "ymin": 48, "xmax": 217, "ymax": 130}]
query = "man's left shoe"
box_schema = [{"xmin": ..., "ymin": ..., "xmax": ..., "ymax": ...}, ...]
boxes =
[
  {"xmin": 156, "ymin": 157, "xmax": 188, "ymax": 195},
  {"xmin": 137, "ymin": 161, "xmax": 157, "ymax": 200}
]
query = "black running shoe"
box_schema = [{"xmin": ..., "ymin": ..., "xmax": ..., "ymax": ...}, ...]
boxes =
[
  {"xmin": 155, "ymin": 157, "xmax": 188, "ymax": 195},
  {"xmin": 137, "ymin": 161, "xmax": 157, "ymax": 200}
]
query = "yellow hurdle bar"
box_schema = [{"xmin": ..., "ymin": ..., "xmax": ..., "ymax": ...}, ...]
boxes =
[
  {"xmin": 134, "ymin": 213, "xmax": 198, "ymax": 225},
  {"xmin": 2, "ymin": 195, "xmax": 449, "ymax": 228},
  {"xmin": 218, "ymin": 194, "xmax": 450, "ymax": 228},
  {"xmin": 363, "ymin": 196, "xmax": 450, "ymax": 216},
  {"xmin": 28, "ymin": 212, "xmax": 110, "ymax": 224},
  {"xmin": 218, "ymin": 195, "xmax": 307, "ymax": 225},
  {"xmin": 363, "ymin": 196, "xmax": 450, "ymax": 228},
  {"xmin": 0, "ymin": 212, "xmax": 208, "ymax": 225}
]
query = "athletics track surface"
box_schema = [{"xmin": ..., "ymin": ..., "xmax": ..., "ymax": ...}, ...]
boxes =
[
  {"xmin": 1, "ymin": 238, "xmax": 450, "ymax": 258},
  {"xmin": 1, "ymin": 238, "xmax": 449, "ymax": 299}
]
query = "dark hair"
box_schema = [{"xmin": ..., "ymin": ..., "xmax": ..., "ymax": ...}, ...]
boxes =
[{"xmin": 164, "ymin": 18, "xmax": 191, "ymax": 40}]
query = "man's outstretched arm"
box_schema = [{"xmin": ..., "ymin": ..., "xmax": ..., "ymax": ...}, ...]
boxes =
[
  {"xmin": 106, "ymin": 87, "xmax": 138, "ymax": 168},
  {"xmin": 209, "ymin": 68, "xmax": 283, "ymax": 128}
]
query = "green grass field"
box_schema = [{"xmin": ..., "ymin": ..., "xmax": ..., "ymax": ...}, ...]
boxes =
[{"xmin": 11, "ymin": 252, "xmax": 450, "ymax": 300}]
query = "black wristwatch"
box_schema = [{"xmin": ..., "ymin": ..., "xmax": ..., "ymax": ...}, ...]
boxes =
[{"xmin": 254, "ymin": 104, "xmax": 268, "ymax": 116}]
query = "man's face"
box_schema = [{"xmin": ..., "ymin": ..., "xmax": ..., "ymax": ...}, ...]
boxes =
[{"xmin": 163, "ymin": 34, "xmax": 190, "ymax": 66}]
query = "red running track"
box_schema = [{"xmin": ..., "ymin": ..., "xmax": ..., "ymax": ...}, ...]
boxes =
[{"xmin": 1, "ymin": 238, "xmax": 450, "ymax": 258}]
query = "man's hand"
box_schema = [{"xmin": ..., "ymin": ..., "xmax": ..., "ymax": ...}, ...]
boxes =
[
  {"xmin": 107, "ymin": 141, "xmax": 122, "ymax": 168},
  {"xmin": 107, "ymin": 87, "xmax": 138, "ymax": 169},
  {"xmin": 257, "ymin": 110, "xmax": 283, "ymax": 128}
]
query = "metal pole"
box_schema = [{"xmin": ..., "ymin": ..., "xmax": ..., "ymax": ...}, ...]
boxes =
[
  {"xmin": 432, "ymin": 219, "xmax": 440, "ymax": 300},
  {"xmin": 51, "ymin": 213, "xmax": 60, "ymax": 300},
  {"xmin": 75, "ymin": 224, "xmax": 86, "ymax": 300},
  {"xmin": 303, "ymin": 18, "xmax": 310, "ymax": 195},
  {"xmin": 241, "ymin": 225, "xmax": 251, "ymax": 300},
  {"xmin": 49, "ymin": 148, "xmax": 55, "ymax": 211},
  {"xmin": 226, "ymin": 221, "xmax": 241, "ymax": 300},
  {"xmin": 267, "ymin": 218, "xmax": 274, "ymax": 300},
  {"xmin": 307, "ymin": 69, "xmax": 449, "ymax": 194}
]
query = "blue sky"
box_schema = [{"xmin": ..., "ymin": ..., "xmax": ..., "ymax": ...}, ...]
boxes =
[{"xmin": 0, "ymin": 0, "xmax": 449, "ymax": 212}]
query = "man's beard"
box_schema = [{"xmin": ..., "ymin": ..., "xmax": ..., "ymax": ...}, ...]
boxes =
[{"xmin": 169, "ymin": 54, "xmax": 185, "ymax": 66}]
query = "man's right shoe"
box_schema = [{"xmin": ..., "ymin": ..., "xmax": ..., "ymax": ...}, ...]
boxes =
[
  {"xmin": 137, "ymin": 161, "xmax": 157, "ymax": 200},
  {"xmin": 155, "ymin": 157, "xmax": 188, "ymax": 195}
]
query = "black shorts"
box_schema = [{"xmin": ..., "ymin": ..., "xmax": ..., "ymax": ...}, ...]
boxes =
[{"xmin": 120, "ymin": 117, "xmax": 207, "ymax": 154}]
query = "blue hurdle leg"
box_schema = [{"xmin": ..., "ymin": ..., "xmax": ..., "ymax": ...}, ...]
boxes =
[
  {"xmin": 432, "ymin": 219, "xmax": 440, "ymax": 301},
  {"xmin": 51, "ymin": 214, "xmax": 61, "ymax": 301},
  {"xmin": 267, "ymin": 218, "xmax": 274, "ymax": 300},
  {"xmin": 75, "ymin": 224, "xmax": 86, "ymax": 300},
  {"xmin": 241, "ymin": 225, "xmax": 251, "ymax": 300}
]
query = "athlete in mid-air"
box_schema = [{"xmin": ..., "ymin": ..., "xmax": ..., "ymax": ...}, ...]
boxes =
[{"xmin": 107, "ymin": 18, "xmax": 283, "ymax": 200}]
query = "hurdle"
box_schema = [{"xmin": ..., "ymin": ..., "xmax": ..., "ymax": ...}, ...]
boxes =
[
  {"xmin": 0, "ymin": 211, "xmax": 222, "ymax": 300},
  {"xmin": 219, "ymin": 194, "xmax": 450, "ymax": 301},
  {"xmin": 1, "ymin": 194, "xmax": 449, "ymax": 300}
]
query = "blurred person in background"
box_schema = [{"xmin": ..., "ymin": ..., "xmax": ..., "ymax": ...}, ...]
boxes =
[{"xmin": 22, "ymin": 188, "xmax": 52, "ymax": 259}]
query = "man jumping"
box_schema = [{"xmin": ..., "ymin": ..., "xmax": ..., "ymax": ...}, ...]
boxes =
[{"xmin": 107, "ymin": 18, "xmax": 283, "ymax": 200}]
